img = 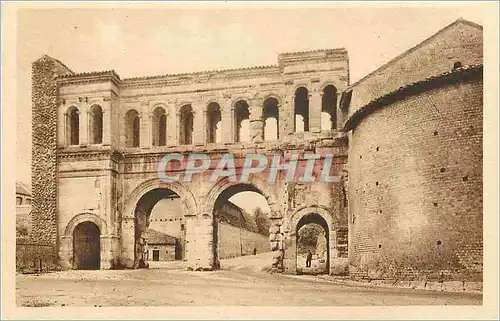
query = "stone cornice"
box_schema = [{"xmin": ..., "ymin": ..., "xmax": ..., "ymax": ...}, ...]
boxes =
[
  {"xmin": 278, "ymin": 48, "xmax": 348, "ymax": 67},
  {"xmin": 52, "ymin": 47, "xmax": 348, "ymax": 90},
  {"xmin": 58, "ymin": 149, "xmax": 124, "ymax": 162},
  {"xmin": 121, "ymin": 65, "xmax": 280, "ymax": 89},
  {"xmin": 56, "ymin": 70, "xmax": 121, "ymax": 87}
]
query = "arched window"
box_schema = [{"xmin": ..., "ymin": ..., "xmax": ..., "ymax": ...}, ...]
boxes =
[
  {"xmin": 152, "ymin": 106, "xmax": 167, "ymax": 147},
  {"xmin": 234, "ymin": 100, "xmax": 250, "ymax": 143},
  {"xmin": 66, "ymin": 106, "xmax": 80, "ymax": 146},
  {"xmin": 89, "ymin": 105, "xmax": 103, "ymax": 144},
  {"xmin": 321, "ymin": 85, "xmax": 337, "ymax": 131},
  {"xmin": 125, "ymin": 109, "xmax": 140, "ymax": 147},
  {"xmin": 206, "ymin": 102, "xmax": 222, "ymax": 144},
  {"xmin": 263, "ymin": 97, "xmax": 279, "ymax": 140},
  {"xmin": 294, "ymin": 87, "xmax": 309, "ymax": 132},
  {"xmin": 179, "ymin": 105, "xmax": 194, "ymax": 145}
]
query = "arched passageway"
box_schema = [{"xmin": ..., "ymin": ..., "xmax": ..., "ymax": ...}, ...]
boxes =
[
  {"xmin": 263, "ymin": 97, "xmax": 279, "ymax": 140},
  {"xmin": 152, "ymin": 106, "xmax": 167, "ymax": 146},
  {"xmin": 89, "ymin": 105, "xmax": 103, "ymax": 144},
  {"xmin": 66, "ymin": 106, "xmax": 80, "ymax": 146},
  {"xmin": 125, "ymin": 109, "xmax": 140, "ymax": 147},
  {"xmin": 179, "ymin": 105, "xmax": 194, "ymax": 145},
  {"xmin": 294, "ymin": 87, "xmax": 309, "ymax": 132},
  {"xmin": 211, "ymin": 183, "xmax": 272, "ymax": 269},
  {"xmin": 134, "ymin": 188, "xmax": 187, "ymax": 267},
  {"xmin": 206, "ymin": 102, "xmax": 222, "ymax": 144},
  {"xmin": 234, "ymin": 100, "xmax": 250, "ymax": 143},
  {"xmin": 73, "ymin": 222, "xmax": 100, "ymax": 270},
  {"xmin": 321, "ymin": 85, "xmax": 337, "ymax": 131},
  {"xmin": 296, "ymin": 214, "xmax": 329, "ymax": 275}
]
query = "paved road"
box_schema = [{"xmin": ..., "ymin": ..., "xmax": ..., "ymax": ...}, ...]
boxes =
[{"xmin": 17, "ymin": 253, "xmax": 481, "ymax": 307}]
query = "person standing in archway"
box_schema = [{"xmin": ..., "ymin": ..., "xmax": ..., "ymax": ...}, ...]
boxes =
[{"xmin": 306, "ymin": 250, "xmax": 313, "ymax": 268}]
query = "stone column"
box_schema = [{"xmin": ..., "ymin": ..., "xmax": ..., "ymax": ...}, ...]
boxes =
[
  {"xmin": 221, "ymin": 99, "xmax": 234, "ymax": 144},
  {"xmin": 279, "ymin": 93, "xmax": 294, "ymax": 139},
  {"xmin": 100, "ymin": 235, "xmax": 113, "ymax": 269},
  {"xmin": 102, "ymin": 103, "xmax": 111, "ymax": 146},
  {"xmin": 140, "ymin": 112, "xmax": 151, "ymax": 149},
  {"xmin": 121, "ymin": 217, "xmax": 136, "ymax": 268},
  {"xmin": 79, "ymin": 104, "xmax": 88, "ymax": 146},
  {"xmin": 185, "ymin": 214, "xmax": 215, "ymax": 270},
  {"xmin": 309, "ymin": 91, "xmax": 322, "ymax": 133},
  {"xmin": 167, "ymin": 103, "xmax": 177, "ymax": 147},
  {"xmin": 193, "ymin": 102, "xmax": 206, "ymax": 145},
  {"xmin": 269, "ymin": 218, "xmax": 285, "ymax": 272},
  {"xmin": 335, "ymin": 91, "xmax": 343, "ymax": 131},
  {"xmin": 248, "ymin": 97, "xmax": 264, "ymax": 143},
  {"xmin": 58, "ymin": 105, "xmax": 66, "ymax": 148}
]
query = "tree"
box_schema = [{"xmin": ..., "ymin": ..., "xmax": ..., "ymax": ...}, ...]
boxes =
[
  {"xmin": 297, "ymin": 224, "xmax": 323, "ymax": 253},
  {"xmin": 253, "ymin": 207, "xmax": 271, "ymax": 236}
]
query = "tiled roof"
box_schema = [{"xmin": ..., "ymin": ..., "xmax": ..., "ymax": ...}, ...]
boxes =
[
  {"xmin": 342, "ymin": 64, "xmax": 483, "ymax": 132},
  {"xmin": 146, "ymin": 228, "xmax": 176, "ymax": 245},
  {"xmin": 57, "ymin": 70, "xmax": 121, "ymax": 80},
  {"xmin": 16, "ymin": 182, "xmax": 31, "ymax": 196}
]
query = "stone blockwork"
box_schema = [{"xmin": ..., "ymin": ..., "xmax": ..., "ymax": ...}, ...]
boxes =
[
  {"xmin": 27, "ymin": 48, "xmax": 350, "ymax": 274},
  {"xmin": 26, "ymin": 19, "xmax": 483, "ymax": 282},
  {"xmin": 345, "ymin": 67, "xmax": 483, "ymax": 281},
  {"xmin": 341, "ymin": 19, "xmax": 483, "ymax": 282}
]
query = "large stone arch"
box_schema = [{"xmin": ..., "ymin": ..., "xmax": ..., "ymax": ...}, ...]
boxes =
[
  {"xmin": 203, "ymin": 174, "xmax": 280, "ymax": 218},
  {"xmin": 284, "ymin": 205, "xmax": 340, "ymax": 275},
  {"xmin": 124, "ymin": 178, "xmax": 198, "ymax": 219},
  {"xmin": 64, "ymin": 212, "xmax": 109, "ymax": 237},
  {"xmin": 59, "ymin": 213, "xmax": 110, "ymax": 270},
  {"xmin": 121, "ymin": 179, "xmax": 198, "ymax": 268}
]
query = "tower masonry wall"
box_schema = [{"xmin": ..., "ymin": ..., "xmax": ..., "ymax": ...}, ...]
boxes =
[{"xmin": 347, "ymin": 74, "xmax": 483, "ymax": 282}]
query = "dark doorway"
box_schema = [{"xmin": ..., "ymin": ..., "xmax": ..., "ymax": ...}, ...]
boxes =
[
  {"xmin": 73, "ymin": 222, "xmax": 100, "ymax": 270},
  {"xmin": 152, "ymin": 250, "xmax": 160, "ymax": 261}
]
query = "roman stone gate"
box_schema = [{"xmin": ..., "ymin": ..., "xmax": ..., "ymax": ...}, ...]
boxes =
[{"xmin": 30, "ymin": 49, "xmax": 350, "ymax": 274}]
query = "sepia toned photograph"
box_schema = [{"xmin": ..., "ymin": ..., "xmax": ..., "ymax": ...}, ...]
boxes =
[{"xmin": 2, "ymin": 1, "xmax": 499, "ymax": 320}]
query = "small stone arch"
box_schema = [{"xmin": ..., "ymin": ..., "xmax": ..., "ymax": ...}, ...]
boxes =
[
  {"xmin": 287, "ymin": 205, "xmax": 337, "ymax": 235},
  {"xmin": 176, "ymin": 101, "xmax": 194, "ymax": 114},
  {"xmin": 262, "ymin": 93, "xmax": 283, "ymax": 107},
  {"xmin": 230, "ymin": 96, "xmax": 250, "ymax": 108},
  {"xmin": 285, "ymin": 205, "xmax": 339, "ymax": 275},
  {"xmin": 204, "ymin": 99, "xmax": 222, "ymax": 111},
  {"xmin": 319, "ymin": 81, "xmax": 339, "ymax": 93},
  {"xmin": 203, "ymin": 174, "xmax": 280, "ymax": 218},
  {"xmin": 151, "ymin": 102, "xmax": 169, "ymax": 114},
  {"xmin": 291, "ymin": 83, "xmax": 310, "ymax": 94},
  {"xmin": 65, "ymin": 105, "xmax": 80, "ymax": 146},
  {"xmin": 64, "ymin": 212, "xmax": 108, "ymax": 237},
  {"xmin": 124, "ymin": 178, "xmax": 198, "ymax": 219}
]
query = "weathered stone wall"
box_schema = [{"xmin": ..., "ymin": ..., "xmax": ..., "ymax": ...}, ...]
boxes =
[
  {"xmin": 147, "ymin": 244, "xmax": 176, "ymax": 261},
  {"xmin": 217, "ymin": 221, "xmax": 270, "ymax": 259},
  {"xmin": 347, "ymin": 71, "xmax": 483, "ymax": 281},
  {"xmin": 28, "ymin": 56, "xmax": 73, "ymax": 270}
]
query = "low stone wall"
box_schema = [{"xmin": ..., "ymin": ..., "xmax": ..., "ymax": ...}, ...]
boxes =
[
  {"xmin": 217, "ymin": 222, "xmax": 270, "ymax": 259},
  {"xmin": 16, "ymin": 242, "xmax": 59, "ymax": 272},
  {"xmin": 16, "ymin": 205, "xmax": 32, "ymax": 237}
]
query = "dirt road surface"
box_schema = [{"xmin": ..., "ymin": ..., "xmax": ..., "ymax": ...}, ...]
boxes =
[{"xmin": 16, "ymin": 253, "xmax": 482, "ymax": 307}]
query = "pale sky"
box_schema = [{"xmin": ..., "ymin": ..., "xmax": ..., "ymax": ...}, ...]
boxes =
[{"xmin": 16, "ymin": 5, "xmax": 486, "ymax": 192}]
